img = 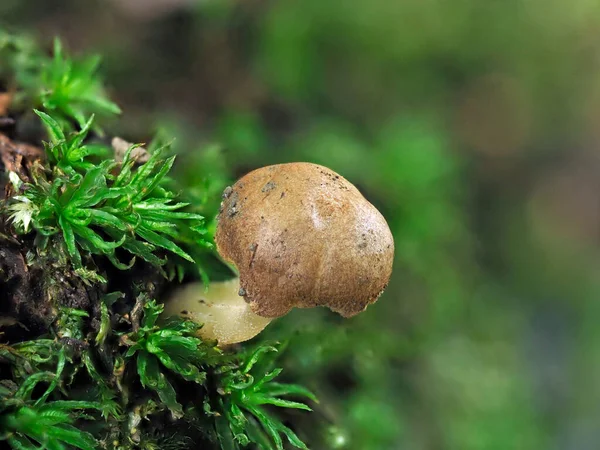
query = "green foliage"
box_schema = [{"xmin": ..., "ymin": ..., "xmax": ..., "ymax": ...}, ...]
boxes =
[
  {"xmin": 8, "ymin": 111, "xmax": 209, "ymax": 281},
  {"xmin": 0, "ymin": 29, "xmax": 120, "ymax": 131},
  {"xmin": 0, "ymin": 29, "xmax": 39, "ymax": 82},
  {"xmin": 34, "ymin": 110, "xmax": 107, "ymax": 173},
  {"xmin": 120, "ymin": 297, "xmax": 221, "ymax": 418},
  {"xmin": 36, "ymin": 38, "xmax": 121, "ymax": 130},
  {"xmin": 0, "ymin": 29, "xmax": 317, "ymax": 450},
  {"xmin": 216, "ymin": 345, "xmax": 316, "ymax": 450},
  {"xmin": 0, "ymin": 308, "xmax": 122, "ymax": 422},
  {"xmin": 0, "ymin": 370, "xmax": 102, "ymax": 449}
]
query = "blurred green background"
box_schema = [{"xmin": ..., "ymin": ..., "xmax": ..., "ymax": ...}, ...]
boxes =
[{"xmin": 2, "ymin": 0, "xmax": 600, "ymax": 448}]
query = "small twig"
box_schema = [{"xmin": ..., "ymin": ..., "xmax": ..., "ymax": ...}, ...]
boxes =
[{"xmin": 130, "ymin": 294, "xmax": 145, "ymax": 332}]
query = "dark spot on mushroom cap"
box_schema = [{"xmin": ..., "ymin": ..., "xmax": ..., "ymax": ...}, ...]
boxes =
[
  {"xmin": 226, "ymin": 191, "xmax": 240, "ymax": 218},
  {"xmin": 262, "ymin": 181, "xmax": 276, "ymax": 193},
  {"xmin": 215, "ymin": 162, "xmax": 394, "ymax": 319}
]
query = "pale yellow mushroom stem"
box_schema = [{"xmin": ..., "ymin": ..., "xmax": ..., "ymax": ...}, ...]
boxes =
[{"xmin": 162, "ymin": 278, "xmax": 273, "ymax": 346}]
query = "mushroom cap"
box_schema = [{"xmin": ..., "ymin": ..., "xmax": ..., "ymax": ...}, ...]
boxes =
[{"xmin": 215, "ymin": 162, "xmax": 394, "ymax": 318}]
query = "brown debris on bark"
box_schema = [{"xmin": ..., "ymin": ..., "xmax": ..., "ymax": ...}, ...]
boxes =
[
  {"xmin": 0, "ymin": 235, "xmax": 106, "ymax": 338},
  {"xmin": 0, "ymin": 131, "xmax": 103, "ymax": 339},
  {"xmin": 0, "ymin": 133, "xmax": 44, "ymax": 198},
  {"xmin": 0, "ymin": 240, "xmax": 52, "ymax": 335}
]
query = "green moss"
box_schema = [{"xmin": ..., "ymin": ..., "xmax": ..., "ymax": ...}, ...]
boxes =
[{"xmin": 0, "ymin": 31, "xmax": 315, "ymax": 450}]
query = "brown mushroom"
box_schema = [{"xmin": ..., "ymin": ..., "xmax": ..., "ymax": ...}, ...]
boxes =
[{"xmin": 165, "ymin": 162, "xmax": 394, "ymax": 345}]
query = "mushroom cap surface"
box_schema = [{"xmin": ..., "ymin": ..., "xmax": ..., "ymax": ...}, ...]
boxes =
[{"xmin": 215, "ymin": 162, "xmax": 394, "ymax": 318}]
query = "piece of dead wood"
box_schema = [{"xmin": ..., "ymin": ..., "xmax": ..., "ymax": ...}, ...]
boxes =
[
  {"xmin": 0, "ymin": 133, "xmax": 44, "ymax": 176},
  {"xmin": 112, "ymin": 136, "xmax": 150, "ymax": 163},
  {"xmin": 0, "ymin": 133, "xmax": 44, "ymax": 199}
]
